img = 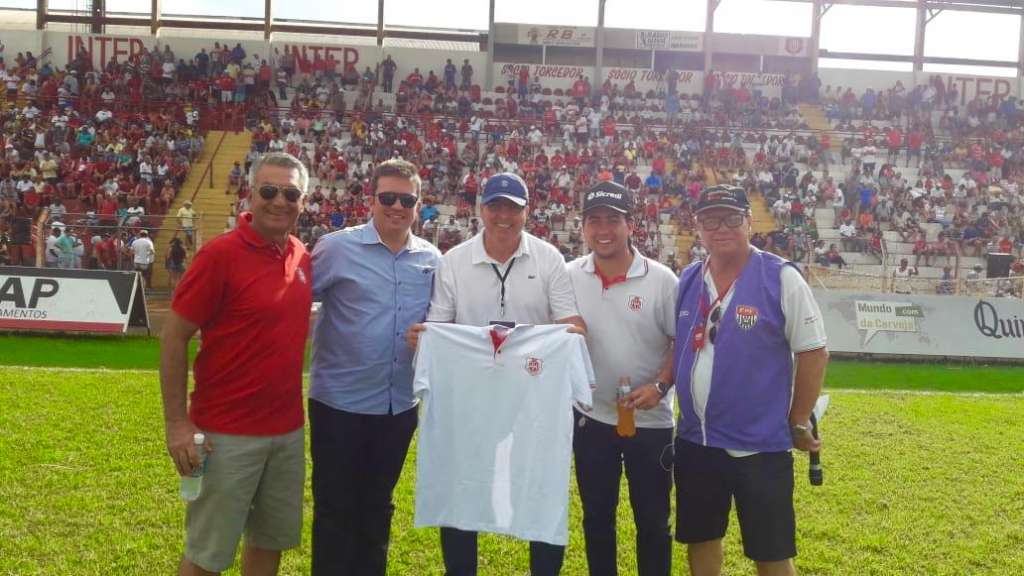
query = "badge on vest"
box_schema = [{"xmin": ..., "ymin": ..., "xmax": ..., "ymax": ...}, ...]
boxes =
[{"xmin": 735, "ymin": 305, "xmax": 759, "ymax": 330}]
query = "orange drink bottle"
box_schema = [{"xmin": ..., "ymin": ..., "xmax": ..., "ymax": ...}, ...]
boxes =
[{"xmin": 616, "ymin": 377, "xmax": 636, "ymax": 438}]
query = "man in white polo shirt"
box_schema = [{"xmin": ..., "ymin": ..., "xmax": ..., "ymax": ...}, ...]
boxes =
[
  {"xmin": 568, "ymin": 181, "xmax": 678, "ymax": 576},
  {"xmin": 407, "ymin": 172, "xmax": 585, "ymax": 576}
]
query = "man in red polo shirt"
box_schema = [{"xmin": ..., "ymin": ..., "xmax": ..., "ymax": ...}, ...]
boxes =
[{"xmin": 160, "ymin": 152, "xmax": 312, "ymax": 576}]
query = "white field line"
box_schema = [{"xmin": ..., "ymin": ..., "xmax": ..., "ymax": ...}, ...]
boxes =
[
  {"xmin": 826, "ymin": 387, "xmax": 1023, "ymax": 398},
  {"xmin": 2, "ymin": 366, "xmax": 1021, "ymax": 397}
]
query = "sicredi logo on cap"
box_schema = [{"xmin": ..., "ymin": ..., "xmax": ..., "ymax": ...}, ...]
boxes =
[{"xmin": 588, "ymin": 191, "xmax": 623, "ymax": 201}]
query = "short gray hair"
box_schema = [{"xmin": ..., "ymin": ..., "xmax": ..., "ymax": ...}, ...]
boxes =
[{"xmin": 248, "ymin": 152, "xmax": 309, "ymax": 193}]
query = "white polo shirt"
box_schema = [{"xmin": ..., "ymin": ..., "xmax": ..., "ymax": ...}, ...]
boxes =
[
  {"xmin": 413, "ymin": 323, "xmax": 594, "ymax": 545},
  {"xmin": 427, "ymin": 231, "xmax": 579, "ymax": 326},
  {"xmin": 568, "ymin": 251, "xmax": 678, "ymax": 429}
]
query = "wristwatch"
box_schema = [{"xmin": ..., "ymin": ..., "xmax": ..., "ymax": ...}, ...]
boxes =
[{"xmin": 654, "ymin": 380, "xmax": 673, "ymax": 398}]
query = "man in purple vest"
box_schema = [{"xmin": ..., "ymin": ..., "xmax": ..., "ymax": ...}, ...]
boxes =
[{"xmin": 673, "ymin": 185, "xmax": 829, "ymax": 576}]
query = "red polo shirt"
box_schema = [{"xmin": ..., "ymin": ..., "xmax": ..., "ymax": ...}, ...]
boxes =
[{"xmin": 171, "ymin": 212, "xmax": 311, "ymax": 435}]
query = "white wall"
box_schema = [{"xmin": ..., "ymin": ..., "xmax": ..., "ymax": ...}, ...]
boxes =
[
  {"xmin": 818, "ymin": 67, "xmax": 1023, "ymax": 104},
  {"xmin": 8, "ymin": 28, "xmax": 1024, "ymax": 104},
  {"xmin": 1, "ymin": 30, "xmax": 44, "ymax": 63},
  {"xmin": 30, "ymin": 30, "xmax": 487, "ymax": 87}
]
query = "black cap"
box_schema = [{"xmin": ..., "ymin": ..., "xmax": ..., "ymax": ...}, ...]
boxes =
[
  {"xmin": 583, "ymin": 181, "xmax": 633, "ymax": 214},
  {"xmin": 696, "ymin": 185, "xmax": 750, "ymax": 214}
]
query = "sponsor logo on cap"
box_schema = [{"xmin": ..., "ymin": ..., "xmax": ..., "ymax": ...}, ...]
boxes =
[{"xmin": 588, "ymin": 190, "xmax": 623, "ymax": 201}]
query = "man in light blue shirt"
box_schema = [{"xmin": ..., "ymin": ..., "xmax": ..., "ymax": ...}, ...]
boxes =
[{"xmin": 309, "ymin": 159, "xmax": 441, "ymax": 576}]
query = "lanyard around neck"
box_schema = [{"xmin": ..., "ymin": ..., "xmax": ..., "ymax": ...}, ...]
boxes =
[{"xmin": 491, "ymin": 257, "xmax": 516, "ymax": 319}]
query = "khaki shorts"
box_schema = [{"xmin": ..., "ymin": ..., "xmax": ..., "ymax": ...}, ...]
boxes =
[{"xmin": 185, "ymin": 427, "xmax": 305, "ymax": 572}]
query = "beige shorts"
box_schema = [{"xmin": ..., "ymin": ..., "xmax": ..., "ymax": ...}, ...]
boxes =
[{"xmin": 185, "ymin": 427, "xmax": 305, "ymax": 572}]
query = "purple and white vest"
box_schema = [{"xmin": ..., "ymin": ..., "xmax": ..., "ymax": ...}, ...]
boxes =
[{"xmin": 674, "ymin": 248, "xmax": 796, "ymax": 453}]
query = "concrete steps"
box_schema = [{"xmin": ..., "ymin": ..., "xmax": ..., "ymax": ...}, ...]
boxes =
[{"xmin": 150, "ymin": 131, "xmax": 252, "ymax": 290}]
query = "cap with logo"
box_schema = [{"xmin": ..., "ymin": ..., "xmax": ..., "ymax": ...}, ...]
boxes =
[
  {"xmin": 481, "ymin": 173, "xmax": 529, "ymax": 207},
  {"xmin": 695, "ymin": 184, "xmax": 750, "ymax": 213},
  {"xmin": 583, "ymin": 181, "xmax": 633, "ymax": 215}
]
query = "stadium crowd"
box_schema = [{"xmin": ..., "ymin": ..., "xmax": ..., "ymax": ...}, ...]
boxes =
[{"xmin": 3, "ymin": 42, "xmax": 1022, "ymax": 294}]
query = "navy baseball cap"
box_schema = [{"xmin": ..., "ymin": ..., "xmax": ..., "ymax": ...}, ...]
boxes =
[
  {"xmin": 583, "ymin": 181, "xmax": 633, "ymax": 214},
  {"xmin": 696, "ymin": 185, "xmax": 750, "ymax": 213},
  {"xmin": 482, "ymin": 173, "xmax": 528, "ymax": 207}
]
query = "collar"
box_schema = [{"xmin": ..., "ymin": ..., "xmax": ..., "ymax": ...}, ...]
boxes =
[
  {"xmin": 237, "ymin": 211, "xmax": 291, "ymax": 253},
  {"xmin": 581, "ymin": 249, "xmax": 648, "ymax": 287},
  {"xmin": 359, "ymin": 219, "xmax": 423, "ymax": 252},
  {"xmin": 470, "ymin": 230, "xmax": 531, "ymax": 265}
]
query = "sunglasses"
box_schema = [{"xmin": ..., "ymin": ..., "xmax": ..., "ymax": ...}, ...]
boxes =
[
  {"xmin": 377, "ymin": 192, "xmax": 418, "ymax": 209},
  {"xmin": 698, "ymin": 213, "xmax": 746, "ymax": 231},
  {"xmin": 257, "ymin": 184, "xmax": 303, "ymax": 203},
  {"xmin": 708, "ymin": 306, "xmax": 722, "ymax": 345}
]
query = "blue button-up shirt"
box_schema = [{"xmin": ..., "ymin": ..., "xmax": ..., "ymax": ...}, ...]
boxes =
[{"xmin": 311, "ymin": 220, "xmax": 441, "ymax": 415}]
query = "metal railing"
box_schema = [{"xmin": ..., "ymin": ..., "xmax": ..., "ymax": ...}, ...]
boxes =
[{"xmin": 806, "ymin": 264, "xmax": 1024, "ymax": 299}]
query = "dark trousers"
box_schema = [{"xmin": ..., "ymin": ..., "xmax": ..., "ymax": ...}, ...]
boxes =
[
  {"xmin": 309, "ymin": 399, "xmax": 418, "ymax": 576},
  {"xmin": 573, "ymin": 411, "xmax": 673, "ymax": 576},
  {"xmin": 440, "ymin": 527, "xmax": 565, "ymax": 576}
]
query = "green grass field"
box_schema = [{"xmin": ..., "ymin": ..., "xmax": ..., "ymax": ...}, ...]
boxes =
[{"xmin": 1, "ymin": 337, "xmax": 1023, "ymax": 575}]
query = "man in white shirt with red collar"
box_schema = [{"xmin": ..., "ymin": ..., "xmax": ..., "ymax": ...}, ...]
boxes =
[{"xmin": 567, "ymin": 181, "xmax": 678, "ymax": 576}]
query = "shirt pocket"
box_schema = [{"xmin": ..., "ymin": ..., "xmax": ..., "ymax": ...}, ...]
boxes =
[{"xmin": 398, "ymin": 262, "xmax": 436, "ymax": 313}]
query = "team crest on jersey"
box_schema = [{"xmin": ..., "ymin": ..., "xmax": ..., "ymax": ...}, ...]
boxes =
[
  {"xmin": 735, "ymin": 305, "xmax": 759, "ymax": 330},
  {"xmin": 525, "ymin": 357, "xmax": 543, "ymax": 376},
  {"xmin": 628, "ymin": 295, "xmax": 643, "ymax": 312}
]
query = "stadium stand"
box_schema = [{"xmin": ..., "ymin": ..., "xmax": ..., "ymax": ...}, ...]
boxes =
[{"xmin": 1, "ymin": 23, "xmax": 1022, "ymax": 298}]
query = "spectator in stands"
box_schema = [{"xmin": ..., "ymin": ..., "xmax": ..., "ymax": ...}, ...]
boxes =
[
  {"xmin": 688, "ymin": 238, "xmax": 708, "ymax": 263},
  {"xmin": 891, "ymin": 258, "xmax": 917, "ymax": 294},
  {"xmin": 838, "ymin": 218, "xmax": 858, "ymax": 252},
  {"xmin": 460, "ymin": 59, "xmax": 473, "ymax": 90},
  {"xmin": 130, "ymin": 229, "xmax": 155, "ymax": 288},
  {"xmin": 937, "ymin": 266, "xmax": 955, "ymax": 295},
  {"xmin": 165, "ymin": 237, "xmax": 187, "ymax": 293},
  {"xmin": 177, "ymin": 201, "xmax": 196, "ymax": 247}
]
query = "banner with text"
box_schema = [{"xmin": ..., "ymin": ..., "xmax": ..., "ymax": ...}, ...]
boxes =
[
  {"xmin": 813, "ymin": 290, "xmax": 1024, "ymax": 360},
  {"xmin": 635, "ymin": 30, "xmax": 702, "ymax": 52},
  {"xmin": 518, "ymin": 25, "xmax": 595, "ymax": 47},
  {"xmin": 0, "ymin": 267, "xmax": 148, "ymax": 334},
  {"xmin": 494, "ymin": 63, "xmax": 594, "ymax": 90}
]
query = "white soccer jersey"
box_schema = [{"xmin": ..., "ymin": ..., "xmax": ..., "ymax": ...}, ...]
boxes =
[{"xmin": 413, "ymin": 323, "xmax": 595, "ymax": 546}]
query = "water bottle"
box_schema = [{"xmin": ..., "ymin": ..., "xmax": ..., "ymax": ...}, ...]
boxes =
[{"xmin": 179, "ymin": 433, "xmax": 207, "ymax": 502}]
